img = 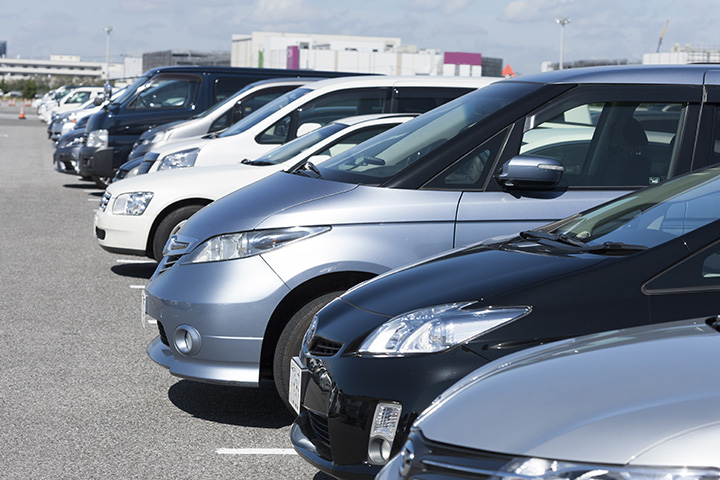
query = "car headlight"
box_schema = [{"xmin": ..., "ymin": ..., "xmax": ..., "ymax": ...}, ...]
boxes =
[
  {"xmin": 358, "ymin": 304, "xmax": 531, "ymax": 356},
  {"xmin": 181, "ymin": 226, "xmax": 331, "ymax": 264},
  {"xmin": 86, "ymin": 129, "xmax": 108, "ymax": 148},
  {"xmin": 151, "ymin": 130, "xmax": 172, "ymax": 144},
  {"xmin": 157, "ymin": 148, "xmax": 200, "ymax": 171},
  {"xmin": 112, "ymin": 192, "xmax": 153, "ymax": 215},
  {"xmin": 491, "ymin": 457, "xmax": 720, "ymax": 480}
]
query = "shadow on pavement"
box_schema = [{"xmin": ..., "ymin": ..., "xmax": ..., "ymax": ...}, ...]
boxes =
[
  {"xmin": 168, "ymin": 379, "xmax": 295, "ymax": 428},
  {"xmin": 111, "ymin": 262, "xmax": 157, "ymax": 279}
]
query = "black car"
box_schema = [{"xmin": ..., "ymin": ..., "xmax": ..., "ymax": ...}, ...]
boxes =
[{"xmin": 291, "ymin": 164, "xmax": 720, "ymax": 479}]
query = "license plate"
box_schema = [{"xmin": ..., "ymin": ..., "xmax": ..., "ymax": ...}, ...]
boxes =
[{"xmin": 289, "ymin": 357, "xmax": 307, "ymax": 415}]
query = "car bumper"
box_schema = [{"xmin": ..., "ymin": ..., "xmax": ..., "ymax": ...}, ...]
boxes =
[
  {"xmin": 79, "ymin": 145, "xmax": 114, "ymax": 178},
  {"xmin": 143, "ymin": 256, "xmax": 291, "ymax": 386},
  {"xmin": 292, "ymin": 348, "xmax": 489, "ymax": 479},
  {"xmin": 94, "ymin": 208, "xmax": 154, "ymax": 256},
  {"xmin": 54, "ymin": 148, "xmax": 80, "ymax": 175}
]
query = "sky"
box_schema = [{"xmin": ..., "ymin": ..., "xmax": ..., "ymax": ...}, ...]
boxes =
[{"xmin": 2, "ymin": 0, "xmax": 718, "ymax": 76}]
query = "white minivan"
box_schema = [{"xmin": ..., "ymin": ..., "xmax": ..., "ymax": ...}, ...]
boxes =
[{"xmin": 134, "ymin": 75, "xmax": 497, "ymax": 175}]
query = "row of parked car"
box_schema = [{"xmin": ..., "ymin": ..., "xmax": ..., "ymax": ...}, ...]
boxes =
[{"xmin": 46, "ymin": 64, "xmax": 720, "ymax": 479}]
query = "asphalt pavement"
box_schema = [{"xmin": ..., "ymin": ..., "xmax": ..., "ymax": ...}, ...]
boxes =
[{"xmin": 0, "ymin": 102, "xmax": 332, "ymax": 479}]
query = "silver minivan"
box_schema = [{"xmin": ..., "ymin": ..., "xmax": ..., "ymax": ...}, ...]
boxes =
[
  {"xmin": 377, "ymin": 317, "xmax": 720, "ymax": 479},
  {"xmin": 143, "ymin": 65, "xmax": 720, "ymax": 403}
]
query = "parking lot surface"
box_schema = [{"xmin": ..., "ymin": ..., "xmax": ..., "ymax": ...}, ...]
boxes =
[{"xmin": 0, "ymin": 103, "xmax": 330, "ymax": 479}]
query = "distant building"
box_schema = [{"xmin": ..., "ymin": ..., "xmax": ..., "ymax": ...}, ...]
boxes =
[
  {"xmin": 644, "ymin": 43, "xmax": 720, "ymax": 65},
  {"xmin": 0, "ymin": 55, "xmax": 140, "ymax": 81},
  {"xmin": 0, "ymin": 41, "xmax": 6, "ymax": 58},
  {"xmin": 231, "ymin": 32, "xmax": 502, "ymax": 77},
  {"xmin": 142, "ymin": 50, "xmax": 231, "ymax": 72}
]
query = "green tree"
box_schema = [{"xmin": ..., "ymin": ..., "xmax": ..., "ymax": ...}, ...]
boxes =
[{"xmin": 22, "ymin": 80, "xmax": 37, "ymax": 99}]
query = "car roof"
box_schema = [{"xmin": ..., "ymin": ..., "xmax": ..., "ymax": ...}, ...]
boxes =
[
  {"xmin": 507, "ymin": 63, "xmax": 720, "ymax": 86},
  {"xmin": 331, "ymin": 112, "xmax": 419, "ymax": 127},
  {"xmin": 304, "ymin": 74, "xmax": 498, "ymax": 91}
]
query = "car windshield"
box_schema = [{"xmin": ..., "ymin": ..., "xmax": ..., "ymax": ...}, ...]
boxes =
[
  {"xmin": 530, "ymin": 165, "xmax": 720, "ymax": 251},
  {"xmin": 111, "ymin": 75, "xmax": 150, "ymax": 106},
  {"xmin": 219, "ymin": 87, "xmax": 312, "ymax": 138},
  {"xmin": 245, "ymin": 123, "xmax": 347, "ymax": 166},
  {"xmin": 311, "ymin": 82, "xmax": 541, "ymax": 185}
]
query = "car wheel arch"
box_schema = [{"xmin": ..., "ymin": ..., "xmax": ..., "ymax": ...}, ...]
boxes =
[
  {"xmin": 260, "ymin": 270, "xmax": 376, "ymax": 379},
  {"xmin": 146, "ymin": 198, "xmax": 213, "ymax": 258}
]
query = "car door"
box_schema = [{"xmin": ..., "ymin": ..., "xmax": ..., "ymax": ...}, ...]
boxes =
[{"xmin": 444, "ymin": 85, "xmax": 702, "ymax": 248}]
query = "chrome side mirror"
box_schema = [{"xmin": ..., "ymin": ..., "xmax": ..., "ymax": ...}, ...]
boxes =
[{"xmin": 496, "ymin": 155, "xmax": 564, "ymax": 189}]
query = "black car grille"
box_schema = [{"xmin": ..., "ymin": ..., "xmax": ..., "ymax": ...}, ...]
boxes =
[
  {"xmin": 410, "ymin": 433, "xmax": 514, "ymax": 480},
  {"xmin": 157, "ymin": 321, "xmax": 169, "ymax": 346},
  {"xmin": 308, "ymin": 337, "xmax": 343, "ymax": 356},
  {"xmin": 307, "ymin": 411, "xmax": 331, "ymax": 448},
  {"xmin": 95, "ymin": 227, "xmax": 106, "ymax": 240}
]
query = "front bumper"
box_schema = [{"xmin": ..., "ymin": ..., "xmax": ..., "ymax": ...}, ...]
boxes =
[
  {"xmin": 54, "ymin": 147, "xmax": 81, "ymax": 175},
  {"xmin": 143, "ymin": 255, "xmax": 291, "ymax": 386},
  {"xmin": 94, "ymin": 206, "xmax": 154, "ymax": 257},
  {"xmin": 292, "ymin": 349, "xmax": 489, "ymax": 479},
  {"xmin": 79, "ymin": 145, "xmax": 114, "ymax": 178}
]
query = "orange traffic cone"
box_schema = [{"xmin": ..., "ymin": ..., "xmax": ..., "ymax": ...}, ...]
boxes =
[{"xmin": 18, "ymin": 107, "xmax": 26, "ymax": 120}]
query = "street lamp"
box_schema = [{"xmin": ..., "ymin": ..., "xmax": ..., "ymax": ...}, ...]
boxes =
[
  {"xmin": 104, "ymin": 26, "xmax": 113, "ymax": 97},
  {"xmin": 555, "ymin": 17, "xmax": 570, "ymax": 70}
]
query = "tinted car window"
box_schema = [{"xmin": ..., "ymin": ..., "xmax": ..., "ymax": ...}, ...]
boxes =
[
  {"xmin": 128, "ymin": 75, "xmax": 200, "ymax": 110},
  {"xmin": 257, "ymin": 89, "xmax": 389, "ymax": 145},
  {"xmin": 645, "ymin": 240, "xmax": 720, "ymax": 292},
  {"xmin": 394, "ymin": 87, "xmax": 475, "ymax": 113},
  {"xmin": 209, "ymin": 87, "xmax": 295, "ymax": 133},
  {"xmin": 220, "ymin": 87, "xmax": 312, "ymax": 138},
  {"xmin": 543, "ymin": 166, "xmax": 720, "ymax": 249},
  {"xmin": 214, "ymin": 77, "xmax": 252, "ymax": 103}
]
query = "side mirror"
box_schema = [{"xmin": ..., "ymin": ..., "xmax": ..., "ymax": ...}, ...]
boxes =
[
  {"xmin": 93, "ymin": 95, "xmax": 105, "ymax": 106},
  {"xmin": 496, "ymin": 155, "xmax": 564, "ymax": 189},
  {"xmin": 296, "ymin": 122, "xmax": 322, "ymax": 138}
]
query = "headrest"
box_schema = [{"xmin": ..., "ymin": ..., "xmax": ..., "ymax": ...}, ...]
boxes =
[{"xmin": 617, "ymin": 118, "xmax": 648, "ymax": 148}]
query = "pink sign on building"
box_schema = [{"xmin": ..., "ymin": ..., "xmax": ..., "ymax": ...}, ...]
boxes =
[
  {"xmin": 443, "ymin": 51, "xmax": 483, "ymax": 66},
  {"xmin": 287, "ymin": 46, "xmax": 300, "ymax": 70}
]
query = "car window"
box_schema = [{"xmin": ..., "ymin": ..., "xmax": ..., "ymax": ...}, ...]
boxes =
[
  {"xmin": 543, "ymin": 166, "xmax": 720, "ymax": 249},
  {"xmin": 220, "ymin": 87, "xmax": 312, "ymax": 138},
  {"xmin": 313, "ymin": 82, "xmax": 541, "ymax": 185},
  {"xmin": 645, "ymin": 240, "xmax": 720, "ymax": 293},
  {"xmin": 214, "ymin": 77, "xmax": 252, "ymax": 104},
  {"xmin": 520, "ymin": 101, "xmax": 684, "ymax": 188},
  {"xmin": 208, "ymin": 87, "xmax": 295, "ymax": 133},
  {"xmin": 393, "ymin": 87, "xmax": 475, "ymax": 114},
  {"xmin": 315, "ymin": 124, "xmax": 400, "ymax": 157},
  {"xmin": 65, "ymin": 91, "xmax": 92, "ymax": 104},
  {"xmin": 257, "ymin": 88, "xmax": 389, "ymax": 145},
  {"xmin": 128, "ymin": 76, "xmax": 200, "ymax": 110}
]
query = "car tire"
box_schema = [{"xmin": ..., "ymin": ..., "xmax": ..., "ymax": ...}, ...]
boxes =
[
  {"xmin": 92, "ymin": 175, "xmax": 111, "ymax": 189},
  {"xmin": 151, "ymin": 205, "xmax": 204, "ymax": 261},
  {"xmin": 273, "ymin": 290, "xmax": 344, "ymax": 410}
]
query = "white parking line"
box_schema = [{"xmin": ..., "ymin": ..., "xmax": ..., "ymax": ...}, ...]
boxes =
[
  {"xmin": 216, "ymin": 448, "xmax": 297, "ymax": 455},
  {"xmin": 129, "ymin": 285, "xmax": 145, "ymax": 289},
  {"xmin": 88, "ymin": 198, "xmax": 100, "ymax": 201},
  {"xmin": 117, "ymin": 258, "xmax": 153, "ymax": 264}
]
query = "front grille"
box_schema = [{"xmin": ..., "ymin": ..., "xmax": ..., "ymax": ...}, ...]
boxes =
[
  {"xmin": 307, "ymin": 411, "xmax": 331, "ymax": 448},
  {"xmin": 308, "ymin": 337, "xmax": 343, "ymax": 356},
  {"xmin": 156, "ymin": 254, "xmax": 182, "ymax": 276},
  {"xmin": 95, "ymin": 227, "xmax": 106, "ymax": 240},
  {"xmin": 138, "ymin": 160, "xmax": 153, "ymax": 174},
  {"xmin": 157, "ymin": 321, "xmax": 169, "ymax": 346},
  {"xmin": 410, "ymin": 433, "xmax": 514, "ymax": 479},
  {"xmin": 99, "ymin": 191, "xmax": 111, "ymax": 211}
]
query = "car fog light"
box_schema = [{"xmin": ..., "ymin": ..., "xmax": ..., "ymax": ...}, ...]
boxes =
[
  {"xmin": 368, "ymin": 402, "xmax": 402, "ymax": 465},
  {"xmin": 173, "ymin": 325, "xmax": 201, "ymax": 355}
]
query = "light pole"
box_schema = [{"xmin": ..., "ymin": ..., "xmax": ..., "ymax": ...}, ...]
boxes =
[
  {"xmin": 104, "ymin": 26, "xmax": 113, "ymax": 96},
  {"xmin": 555, "ymin": 17, "xmax": 570, "ymax": 70}
]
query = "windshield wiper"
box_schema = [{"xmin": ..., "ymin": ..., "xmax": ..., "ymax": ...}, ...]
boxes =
[
  {"xmin": 519, "ymin": 230, "xmax": 587, "ymax": 248},
  {"xmin": 583, "ymin": 242, "xmax": 648, "ymax": 254},
  {"xmin": 241, "ymin": 159, "xmax": 275, "ymax": 166}
]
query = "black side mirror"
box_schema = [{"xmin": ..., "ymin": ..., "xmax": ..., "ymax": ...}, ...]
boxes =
[
  {"xmin": 496, "ymin": 155, "xmax": 564, "ymax": 189},
  {"xmin": 93, "ymin": 95, "xmax": 105, "ymax": 106}
]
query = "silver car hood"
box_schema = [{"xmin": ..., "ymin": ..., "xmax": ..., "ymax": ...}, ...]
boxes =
[
  {"xmin": 417, "ymin": 319, "xmax": 720, "ymax": 467},
  {"xmin": 175, "ymin": 172, "xmax": 356, "ymax": 243}
]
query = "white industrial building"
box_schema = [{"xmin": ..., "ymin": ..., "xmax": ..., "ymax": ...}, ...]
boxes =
[{"xmin": 231, "ymin": 32, "xmax": 499, "ymax": 77}]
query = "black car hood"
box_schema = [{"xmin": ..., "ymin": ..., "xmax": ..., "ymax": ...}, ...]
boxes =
[{"xmin": 346, "ymin": 242, "xmax": 606, "ymax": 313}]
